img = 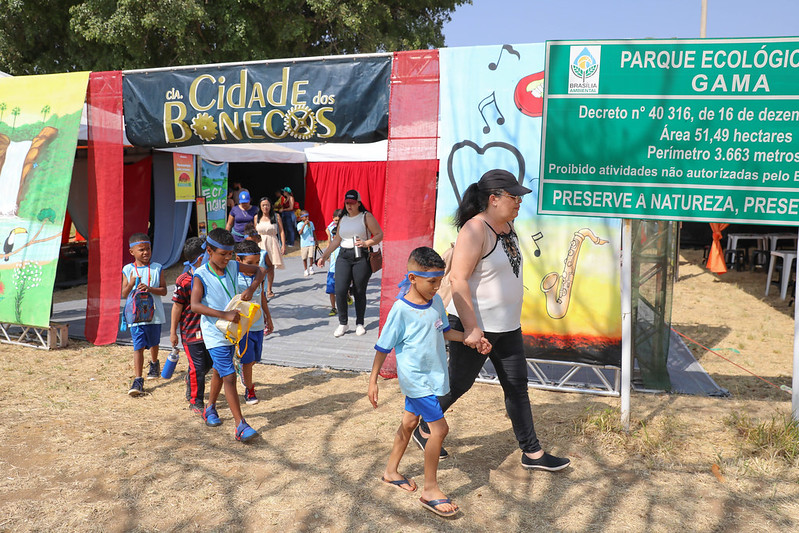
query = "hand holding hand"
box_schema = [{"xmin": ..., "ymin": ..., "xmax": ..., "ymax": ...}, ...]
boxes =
[
  {"xmin": 475, "ymin": 336, "xmax": 493, "ymax": 355},
  {"xmin": 463, "ymin": 327, "xmax": 484, "ymax": 349},
  {"xmin": 264, "ymin": 316, "xmax": 274, "ymax": 335}
]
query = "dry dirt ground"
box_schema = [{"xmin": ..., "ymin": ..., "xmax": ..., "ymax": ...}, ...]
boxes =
[{"xmin": 0, "ymin": 249, "xmax": 797, "ymax": 532}]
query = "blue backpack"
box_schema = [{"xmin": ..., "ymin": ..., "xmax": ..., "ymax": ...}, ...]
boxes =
[{"xmin": 120, "ymin": 276, "xmax": 155, "ymax": 330}]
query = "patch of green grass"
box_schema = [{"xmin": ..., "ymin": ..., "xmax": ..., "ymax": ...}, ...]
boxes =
[
  {"xmin": 725, "ymin": 411, "xmax": 799, "ymax": 464},
  {"xmin": 574, "ymin": 406, "xmax": 683, "ymax": 459}
]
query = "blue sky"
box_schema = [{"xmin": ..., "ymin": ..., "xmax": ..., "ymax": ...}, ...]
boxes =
[{"xmin": 443, "ymin": 0, "xmax": 799, "ymax": 47}]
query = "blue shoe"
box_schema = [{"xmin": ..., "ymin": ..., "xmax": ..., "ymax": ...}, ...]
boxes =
[
  {"xmin": 127, "ymin": 377, "xmax": 144, "ymax": 397},
  {"xmin": 203, "ymin": 404, "xmax": 222, "ymax": 427},
  {"xmin": 235, "ymin": 419, "xmax": 258, "ymax": 442}
]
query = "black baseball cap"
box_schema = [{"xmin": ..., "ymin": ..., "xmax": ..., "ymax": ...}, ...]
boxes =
[
  {"xmin": 344, "ymin": 189, "xmax": 361, "ymax": 202},
  {"xmin": 477, "ymin": 169, "xmax": 531, "ymax": 195}
]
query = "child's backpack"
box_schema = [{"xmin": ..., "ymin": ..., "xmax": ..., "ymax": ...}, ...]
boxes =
[{"xmin": 121, "ymin": 277, "xmax": 155, "ymax": 329}]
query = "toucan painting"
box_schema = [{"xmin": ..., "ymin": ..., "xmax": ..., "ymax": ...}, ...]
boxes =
[{"xmin": 4, "ymin": 227, "xmax": 27, "ymax": 261}]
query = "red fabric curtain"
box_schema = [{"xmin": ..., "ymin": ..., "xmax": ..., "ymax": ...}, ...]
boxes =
[
  {"xmin": 707, "ymin": 222, "xmax": 729, "ymax": 274},
  {"xmin": 379, "ymin": 50, "xmax": 441, "ymax": 378},
  {"xmin": 85, "ymin": 72, "xmax": 124, "ymax": 345},
  {"xmin": 120, "ymin": 157, "xmax": 152, "ymax": 266},
  {"xmin": 304, "ymin": 161, "xmax": 387, "ymax": 242}
]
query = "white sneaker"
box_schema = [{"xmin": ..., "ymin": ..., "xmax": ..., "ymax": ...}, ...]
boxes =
[
  {"xmin": 308, "ymin": 266, "xmax": 314, "ymax": 275},
  {"xmin": 334, "ymin": 324, "xmax": 349, "ymax": 337},
  {"xmin": 355, "ymin": 324, "xmax": 366, "ymax": 336},
  {"xmin": 303, "ymin": 269, "xmax": 309, "ymax": 277}
]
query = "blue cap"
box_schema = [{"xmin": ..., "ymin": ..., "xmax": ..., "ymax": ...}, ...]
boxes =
[{"xmin": 239, "ymin": 190, "xmax": 251, "ymax": 203}]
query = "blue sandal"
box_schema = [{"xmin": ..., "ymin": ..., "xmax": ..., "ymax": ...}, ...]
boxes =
[
  {"xmin": 419, "ymin": 497, "xmax": 459, "ymax": 517},
  {"xmin": 381, "ymin": 475, "xmax": 417, "ymax": 492}
]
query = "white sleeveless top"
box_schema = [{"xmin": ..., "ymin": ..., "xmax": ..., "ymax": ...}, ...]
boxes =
[
  {"xmin": 338, "ymin": 212, "xmax": 368, "ymax": 248},
  {"xmin": 447, "ymin": 221, "xmax": 523, "ymax": 333}
]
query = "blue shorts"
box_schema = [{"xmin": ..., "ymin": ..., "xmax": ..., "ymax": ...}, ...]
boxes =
[
  {"xmin": 131, "ymin": 323, "xmax": 161, "ymax": 351},
  {"xmin": 325, "ymin": 271, "xmax": 335, "ymax": 295},
  {"xmin": 238, "ymin": 330, "xmax": 264, "ymax": 365},
  {"xmin": 208, "ymin": 345, "xmax": 236, "ymax": 378},
  {"xmin": 405, "ymin": 395, "xmax": 444, "ymax": 423}
]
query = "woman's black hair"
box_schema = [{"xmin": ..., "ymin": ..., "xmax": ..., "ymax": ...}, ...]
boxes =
[
  {"xmin": 207, "ymin": 228, "xmax": 234, "ymax": 250},
  {"xmin": 257, "ymin": 196, "xmax": 278, "ymax": 225},
  {"xmin": 453, "ymin": 184, "xmax": 504, "ymax": 229},
  {"xmin": 408, "ymin": 246, "xmax": 445, "ymax": 270}
]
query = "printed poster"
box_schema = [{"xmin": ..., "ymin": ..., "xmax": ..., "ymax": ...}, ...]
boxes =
[
  {"xmin": 200, "ymin": 159, "xmax": 228, "ymax": 231},
  {"xmin": 173, "ymin": 153, "xmax": 195, "ymax": 202},
  {"xmin": 436, "ymin": 45, "xmax": 622, "ymax": 366},
  {"xmin": 0, "ymin": 71, "xmax": 90, "ymax": 327}
]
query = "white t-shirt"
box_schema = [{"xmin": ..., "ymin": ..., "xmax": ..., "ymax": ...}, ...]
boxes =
[
  {"xmin": 337, "ymin": 212, "xmax": 368, "ymax": 248},
  {"xmin": 446, "ymin": 221, "xmax": 523, "ymax": 333}
]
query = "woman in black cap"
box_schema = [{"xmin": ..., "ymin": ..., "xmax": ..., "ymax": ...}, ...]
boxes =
[
  {"xmin": 317, "ymin": 189, "xmax": 383, "ymax": 337},
  {"xmin": 414, "ymin": 169, "xmax": 570, "ymax": 472}
]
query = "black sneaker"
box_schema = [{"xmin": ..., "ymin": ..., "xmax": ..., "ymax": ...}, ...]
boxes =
[
  {"xmin": 412, "ymin": 425, "xmax": 449, "ymax": 460},
  {"xmin": 521, "ymin": 452, "xmax": 570, "ymax": 471},
  {"xmin": 146, "ymin": 360, "xmax": 161, "ymax": 380},
  {"xmin": 128, "ymin": 377, "xmax": 144, "ymax": 397}
]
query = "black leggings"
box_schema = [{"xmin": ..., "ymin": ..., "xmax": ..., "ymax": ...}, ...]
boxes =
[
  {"xmin": 334, "ymin": 248, "xmax": 372, "ymax": 326},
  {"xmin": 430, "ymin": 315, "xmax": 541, "ymax": 453}
]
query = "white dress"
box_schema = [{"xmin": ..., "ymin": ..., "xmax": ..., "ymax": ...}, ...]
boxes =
[{"xmin": 255, "ymin": 215, "xmax": 285, "ymax": 269}]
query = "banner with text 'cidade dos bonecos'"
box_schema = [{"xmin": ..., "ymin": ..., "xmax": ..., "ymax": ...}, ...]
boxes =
[{"xmin": 122, "ymin": 55, "xmax": 391, "ymax": 148}]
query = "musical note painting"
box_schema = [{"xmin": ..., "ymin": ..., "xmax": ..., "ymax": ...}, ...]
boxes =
[{"xmin": 435, "ymin": 43, "xmax": 622, "ymax": 366}]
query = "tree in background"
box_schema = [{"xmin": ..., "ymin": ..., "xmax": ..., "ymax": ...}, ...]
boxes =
[{"xmin": 0, "ymin": 0, "xmax": 468, "ymax": 75}]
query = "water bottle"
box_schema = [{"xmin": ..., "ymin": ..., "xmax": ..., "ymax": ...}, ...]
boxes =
[
  {"xmin": 161, "ymin": 347, "xmax": 180, "ymax": 379},
  {"xmin": 353, "ymin": 237, "xmax": 362, "ymax": 259}
]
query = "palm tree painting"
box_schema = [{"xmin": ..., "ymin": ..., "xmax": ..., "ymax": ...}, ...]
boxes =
[
  {"xmin": 11, "ymin": 106, "xmax": 20, "ymax": 131},
  {"xmin": 0, "ymin": 102, "xmax": 6, "ymax": 123},
  {"xmin": 41, "ymin": 105, "xmax": 50, "ymax": 122}
]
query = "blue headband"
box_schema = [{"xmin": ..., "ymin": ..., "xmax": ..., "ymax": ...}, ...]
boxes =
[
  {"xmin": 236, "ymin": 252, "xmax": 260, "ymax": 257},
  {"xmin": 205, "ymin": 236, "xmax": 234, "ymax": 251},
  {"xmin": 396, "ymin": 270, "xmax": 446, "ymax": 299},
  {"xmin": 129, "ymin": 240, "xmax": 149, "ymax": 248},
  {"xmin": 182, "ymin": 255, "xmax": 203, "ymax": 273}
]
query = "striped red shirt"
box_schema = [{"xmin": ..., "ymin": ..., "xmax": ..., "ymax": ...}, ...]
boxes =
[{"xmin": 172, "ymin": 271, "xmax": 203, "ymax": 344}]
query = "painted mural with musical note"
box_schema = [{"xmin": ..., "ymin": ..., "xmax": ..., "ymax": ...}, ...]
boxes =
[{"xmin": 433, "ymin": 43, "xmax": 623, "ymax": 367}]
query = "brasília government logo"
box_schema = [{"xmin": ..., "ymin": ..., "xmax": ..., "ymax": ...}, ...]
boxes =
[
  {"xmin": 571, "ymin": 47, "xmax": 598, "ymax": 80},
  {"xmin": 568, "ymin": 45, "xmax": 600, "ymax": 94}
]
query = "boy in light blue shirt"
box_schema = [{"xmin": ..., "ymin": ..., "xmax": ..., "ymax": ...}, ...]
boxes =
[
  {"xmin": 191, "ymin": 228, "xmax": 265, "ymax": 442},
  {"xmin": 368, "ymin": 247, "xmax": 491, "ymax": 518},
  {"xmin": 234, "ymin": 240, "xmax": 274, "ymax": 406},
  {"xmin": 122, "ymin": 233, "xmax": 167, "ymax": 396},
  {"xmin": 296, "ymin": 210, "xmax": 316, "ymax": 276}
]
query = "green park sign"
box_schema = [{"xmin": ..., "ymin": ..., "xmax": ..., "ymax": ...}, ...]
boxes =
[{"xmin": 539, "ymin": 38, "xmax": 799, "ymax": 224}]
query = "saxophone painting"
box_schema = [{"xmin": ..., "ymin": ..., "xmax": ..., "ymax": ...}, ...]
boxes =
[{"xmin": 541, "ymin": 228, "xmax": 608, "ymax": 319}]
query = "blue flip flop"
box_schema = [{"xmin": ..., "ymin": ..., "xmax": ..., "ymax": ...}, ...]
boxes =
[
  {"xmin": 381, "ymin": 475, "xmax": 417, "ymax": 492},
  {"xmin": 419, "ymin": 497, "xmax": 459, "ymax": 517}
]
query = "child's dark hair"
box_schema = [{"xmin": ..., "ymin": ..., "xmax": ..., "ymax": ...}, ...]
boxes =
[
  {"xmin": 333, "ymin": 209, "xmax": 345, "ymax": 219},
  {"xmin": 183, "ymin": 237, "xmax": 205, "ymax": 263},
  {"xmin": 408, "ymin": 246, "xmax": 445, "ymax": 270},
  {"xmin": 128, "ymin": 232, "xmax": 150, "ymax": 246},
  {"xmin": 206, "ymin": 228, "xmax": 234, "ymax": 251},
  {"xmin": 234, "ymin": 240, "xmax": 260, "ymax": 256}
]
